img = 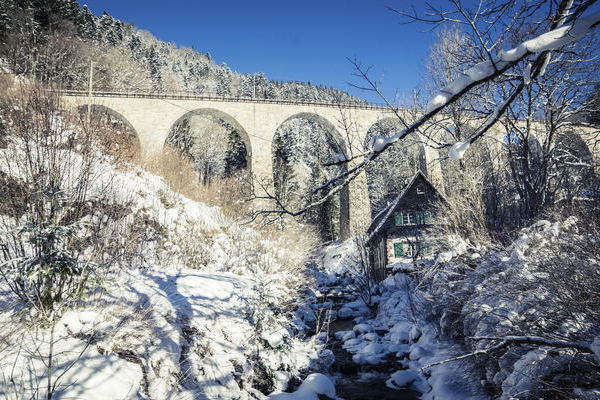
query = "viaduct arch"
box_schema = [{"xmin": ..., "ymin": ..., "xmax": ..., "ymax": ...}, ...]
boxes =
[
  {"xmin": 272, "ymin": 112, "xmax": 351, "ymax": 239},
  {"xmin": 168, "ymin": 108, "xmax": 254, "ymax": 172}
]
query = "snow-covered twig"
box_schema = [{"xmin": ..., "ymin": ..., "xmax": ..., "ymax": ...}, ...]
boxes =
[
  {"xmin": 256, "ymin": 6, "xmax": 600, "ymax": 218},
  {"xmin": 421, "ymin": 335, "xmax": 594, "ymax": 371}
]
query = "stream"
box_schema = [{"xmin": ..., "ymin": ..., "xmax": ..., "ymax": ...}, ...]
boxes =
[
  {"xmin": 304, "ymin": 282, "xmax": 421, "ymax": 400},
  {"xmin": 327, "ymin": 318, "xmax": 420, "ymax": 400}
]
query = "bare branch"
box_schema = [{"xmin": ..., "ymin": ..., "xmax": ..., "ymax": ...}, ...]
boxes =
[{"xmin": 421, "ymin": 335, "xmax": 594, "ymax": 371}]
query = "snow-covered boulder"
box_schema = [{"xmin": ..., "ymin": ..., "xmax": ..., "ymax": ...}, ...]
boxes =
[{"xmin": 269, "ymin": 373, "xmax": 336, "ymax": 400}]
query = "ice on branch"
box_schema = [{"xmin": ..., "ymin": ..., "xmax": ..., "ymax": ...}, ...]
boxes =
[
  {"xmin": 539, "ymin": 55, "xmax": 550, "ymax": 77},
  {"xmin": 523, "ymin": 63, "xmax": 532, "ymax": 85},
  {"xmin": 426, "ymin": 11, "xmax": 600, "ymax": 113},
  {"xmin": 370, "ymin": 135, "xmax": 391, "ymax": 153},
  {"xmin": 448, "ymin": 141, "xmax": 470, "ymax": 159},
  {"xmin": 330, "ymin": 152, "xmax": 349, "ymax": 164}
]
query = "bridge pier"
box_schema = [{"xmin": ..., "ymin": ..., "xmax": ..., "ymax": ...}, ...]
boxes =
[{"xmin": 347, "ymin": 168, "xmax": 372, "ymax": 237}]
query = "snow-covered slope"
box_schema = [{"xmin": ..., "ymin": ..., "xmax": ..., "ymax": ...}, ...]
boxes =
[
  {"xmin": 0, "ymin": 142, "xmax": 319, "ymax": 400},
  {"xmin": 319, "ymin": 217, "xmax": 600, "ymax": 399}
]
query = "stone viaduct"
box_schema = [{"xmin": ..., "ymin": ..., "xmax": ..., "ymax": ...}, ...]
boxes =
[
  {"xmin": 61, "ymin": 91, "xmax": 598, "ymax": 238},
  {"xmin": 61, "ymin": 91, "xmax": 427, "ymax": 237}
]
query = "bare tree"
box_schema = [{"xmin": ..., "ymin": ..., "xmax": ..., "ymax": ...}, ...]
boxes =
[
  {"xmin": 496, "ymin": 29, "xmax": 600, "ymax": 223},
  {"xmin": 254, "ymin": 1, "xmax": 600, "ymax": 221},
  {"xmin": 0, "ymin": 81, "xmax": 130, "ymax": 399},
  {"xmin": 343, "ymin": 236, "xmax": 379, "ymax": 308}
]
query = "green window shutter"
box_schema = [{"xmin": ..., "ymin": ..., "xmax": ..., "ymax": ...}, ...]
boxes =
[
  {"xmin": 394, "ymin": 243, "xmax": 403, "ymax": 257},
  {"xmin": 424, "ymin": 211, "xmax": 431, "ymax": 223},
  {"xmin": 422, "ymin": 242, "xmax": 432, "ymax": 256},
  {"xmin": 395, "ymin": 213, "xmax": 403, "ymax": 226},
  {"xmin": 416, "ymin": 212, "xmax": 423, "ymax": 224}
]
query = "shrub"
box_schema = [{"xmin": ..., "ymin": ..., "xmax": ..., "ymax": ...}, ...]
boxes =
[{"xmin": 0, "ymin": 81, "xmax": 130, "ymax": 398}]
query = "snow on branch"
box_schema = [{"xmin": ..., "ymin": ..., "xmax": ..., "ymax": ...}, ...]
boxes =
[
  {"xmin": 448, "ymin": 141, "xmax": 471, "ymax": 159},
  {"xmin": 421, "ymin": 335, "xmax": 595, "ymax": 371},
  {"xmin": 257, "ymin": 8, "xmax": 600, "ymax": 219},
  {"xmin": 426, "ymin": 10, "xmax": 600, "ymax": 114}
]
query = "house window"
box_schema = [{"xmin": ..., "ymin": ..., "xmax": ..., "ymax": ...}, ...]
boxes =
[
  {"xmin": 394, "ymin": 243, "xmax": 403, "ymax": 257},
  {"xmin": 415, "ymin": 211, "xmax": 432, "ymax": 225},
  {"xmin": 424, "ymin": 211, "xmax": 431, "ymax": 223},
  {"xmin": 419, "ymin": 242, "xmax": 432, "ymax": 256},
  {"xmin": 417, "ymin": 186, "xmax": 425, "ymax": 195},
  {"xmin": 393, "ymin": 242, "xmax": 414, "ymax": 258},
  {"xmin": 396, "ymin": 212, "xmax": 421, "ymax": 226},
  {"xmin": 395, "ymin": 213, "xmax": 403, "ymax": 226}
]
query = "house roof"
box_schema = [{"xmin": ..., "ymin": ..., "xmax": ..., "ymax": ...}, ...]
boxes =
[{"xmin": 366, "ymin": 170, "xmax": 445, "ymax": 242}]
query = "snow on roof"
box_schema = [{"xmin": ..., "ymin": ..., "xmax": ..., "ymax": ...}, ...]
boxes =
[{"xmin": 366, "ymin": 170, "xmax": 444, "ymax": 242}]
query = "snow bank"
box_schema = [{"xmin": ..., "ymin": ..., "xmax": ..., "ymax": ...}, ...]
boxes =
[
  {"xmin": 0, "ymin": 312, "xmax": 143, "ymax": 400},
  {"xmin": 387, "ymin": 370, "xmax": 430, "ymax": 393},
  {"xmin": 269, "ymin": 373, "xmax": 336, "ymax": 400},
  {"xmin": 0, "ymin": 138, "xmax": 319, "ymax": 399},
  {"xmin": 422, "ymin": 218, "xmax": 599, "ymax": 398}
]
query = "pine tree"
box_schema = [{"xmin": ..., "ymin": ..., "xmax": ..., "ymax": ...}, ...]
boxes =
[
  {"xmin": 224, "ymin": 129, "xmax": 247, "ymax": 175},
  {"xmin": 0, "ymin": 0, "xmax": 15, "ymax": 39},
  {"xmin": 128, "ymin": 34, "xmax": 142, "ymax": 60},
  {"xmin": 239, "ymin": 74, "xmax": 254, "ymax": 98},
  {"xmin": 146, "ymin": 45, "xmax": 162, "ymax": 88},
  {"xmin": 216, "ymin": 65, "xmax": 232, "ymax": 96},
  {"xmin": 254, "ymin": 72, "xmax": 268, "ymax": 98},
  {"xmin": 99, "ymin": 12, "xmax": 121, "ymax": 45},
  {"xmin": 166, "ymin": 118, "xmax": 194, "ymax": 155},
  {"xmin": 77, "ymin": 5, "xmax": 98, "ymax": 40}
]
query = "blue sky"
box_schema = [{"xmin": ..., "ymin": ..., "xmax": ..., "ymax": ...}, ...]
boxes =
[{"xmin": 84, "ymin": 1, "xmax": 436, "ymax": 103}]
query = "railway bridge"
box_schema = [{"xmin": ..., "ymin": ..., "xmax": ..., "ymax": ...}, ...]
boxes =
[{"xmin": 61, "ymin": 91, "xmax": 598, "ymax": 238}]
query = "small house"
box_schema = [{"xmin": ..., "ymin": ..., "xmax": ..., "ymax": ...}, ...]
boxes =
[{"xmin": 366, "ymin": 171, "xmax": 446, "ymax": 273}]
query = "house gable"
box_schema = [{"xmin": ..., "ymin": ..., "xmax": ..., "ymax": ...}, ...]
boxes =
[
  {"xmin": 366, "ymin": 170, "xmax": 446, "ymax": 272},
  {"xmin": 367, "ymin": 171, "xmax": 444, "ymax": 241}
]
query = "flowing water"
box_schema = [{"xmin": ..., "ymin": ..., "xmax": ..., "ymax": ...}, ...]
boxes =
[{"xmin": 327, "ymin": 317, "xmax": 420, "ymax": 400}]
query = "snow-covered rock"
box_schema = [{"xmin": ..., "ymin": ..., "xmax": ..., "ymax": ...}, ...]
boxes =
[
  {"xmin": 269, "ymin": 373, "xmax": 336, "ymax": 400},
  {"xmin": 387, "ymin": 370, "xmax": 430, "ymax": 393}
]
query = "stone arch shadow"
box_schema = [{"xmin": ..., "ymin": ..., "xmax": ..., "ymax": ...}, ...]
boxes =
[
  {"xmin": 167, "ymin": 108, "xmax": 253, "ymax": 172},
  {"xmin": 76, "ymin": 104, "xmax": 141, "ymax": 152},
  {"xmin": 363, "ymin": 117, "xmax": 428, "ymax": 215},
  {"xmin": 554, "ymin": 130, "xmax": 594, "ymax": 165},
  {"xmin": 552, "ymin": 130, "xmax": 596, "ymax": 201},
  {"xmin": 271, "ymin": 112, "xmax": 350, "ymax": 239}
]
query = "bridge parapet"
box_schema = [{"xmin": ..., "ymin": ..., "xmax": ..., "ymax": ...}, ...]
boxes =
[{"xmin": 59, "ymin": 89, "xmax": 390, "ymax": 111}]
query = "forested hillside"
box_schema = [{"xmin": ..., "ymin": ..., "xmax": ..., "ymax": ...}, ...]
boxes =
[{"xmin": 0, "ymin": 0, "xmax": 364, "ymax": 103}]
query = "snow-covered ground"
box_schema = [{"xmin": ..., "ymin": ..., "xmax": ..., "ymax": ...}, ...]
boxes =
[
  {"xmin": 316, "ymin": 221, "xmax": 600, "ymax": 399},
  {"xmin": 1, "ymin": 266, "xmax": 324, "ymax": 399},
  {"xmin": 1, "ymin": 102, "xmax": 599, "ymax": 399},
  {"xmin": 0, "ymin": 131, "xmax": 321, "ymax": 399}
]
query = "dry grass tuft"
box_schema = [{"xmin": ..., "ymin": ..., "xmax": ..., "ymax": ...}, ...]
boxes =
[{"xmin": 138, "ymin": 149, "xmax": 254, "ymax": 219}]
